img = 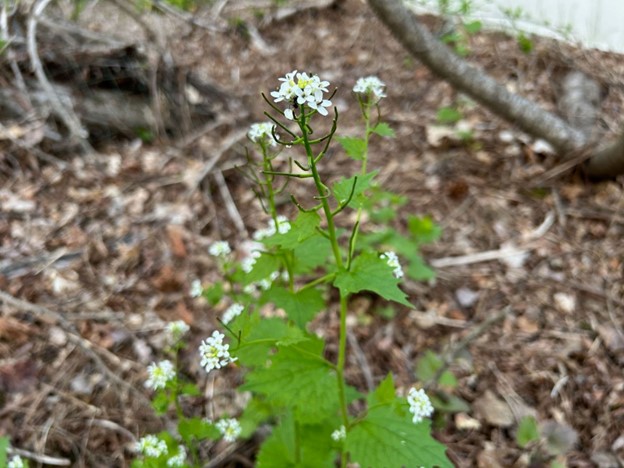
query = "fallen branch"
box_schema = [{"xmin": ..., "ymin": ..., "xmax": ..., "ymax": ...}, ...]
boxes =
[{"xmin": 366, "ymin": 0, "xmax": 624, "ymax": 178}]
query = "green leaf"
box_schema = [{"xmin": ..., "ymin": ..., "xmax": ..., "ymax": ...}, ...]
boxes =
[
  {"xmin": 406, "ymin": 255, "xmax": 436, "ymax": 281},
  {"xmin": 257, "ymin": 412, "xmax": 337, "ymax": 467},
  {"xmin": 346, "ymin": 402, "xmax": 452, "ymax": 468},
  {"xmin": 373, "ymin": 373, "xmax": 396, "ymax": 405},
  {"xmin": 202, "ymin": 281, "xmax": 224, "ymax": 306},
  {"xmin": 416, "ymin": 350, "xmax": 444, "ymax": 383},
  {"xmin": 178, "ymin": 417, "xmax": 220, "ymax": 444},
  {"xmin": 516, "ymin": 415, "xmax": 540, "ymax": 448},
  {"xmin": 292, "ymin": 233, "xmax": 332, "ymax": 274},
  {"xmin": 0, "ymin": 436, "xmax": 8, "ymax": 468},
  {"xmin": 180, "ymin": 382, "xmax": 201, "ymax": 396},
  {"xmin": 332, "ymin": 171, "xmax": 378, "ymax": 209},
  {"xmin": 337, "ymin": 136, "xmax": 367, "ymax": 161},
  {"xmin": 263, "ymin": 211, "xmax": 320, "ymax": 249},
  {"xmin": 244, "ymin": 252, "xmax": 281, "ymax": 284},
  {"xmin": 232, "ymin": 313, "xmax": 307, "ymax": 367},
  {"xmin": 372, "ymin": 123, "xmax": 395, "ymax": 138},
  {"xmin": 239, "ymin": 396, "xmax": 273, "ymax": 438},
  {"xmin": 408, "ymin": 215, "xmax": 442, "ymax": 244},
  {"xmin": 334, "ymin": 251, "xmax": 412, "ymax": 307},
  {"xmin": 430, "ymin": 393, "xmax": 470, "ymax": 413},
  {"xmin": 517, "ymin": 32, "xmax": 533, "ymax": 54},
  {"xmin": 436, "ymin": 106, "xmax": 462, "ymax": 125},
  {"xmin": 268, "ymin": 286, "xmax": 325, "ymax": 328},
  {"xmin": 151, "ymin": 390, "xmax": 171, "ymax": 415},
  {"xmin": 241, "ymin": 338, "xmax": 339, "ymax": 423},
  {"xmin": 464, "ymin": 19, "xmax": 482, "ymax": 34}
]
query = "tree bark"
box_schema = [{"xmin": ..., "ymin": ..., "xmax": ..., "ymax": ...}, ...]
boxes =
[{"xmin": 367, "ymin": 0, "xmax": 624, "ymax": 178}]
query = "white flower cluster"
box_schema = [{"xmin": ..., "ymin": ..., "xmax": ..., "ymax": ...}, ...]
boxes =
[
  {"xmin": 271, "ymin": 70, "xmax": 332, "ymax": 120},
  {"xmin": 8, "ymin": 455, "xmax": 26, "ymax": 468},
  {"xmin": 136, "ymin": 434, "xmax": 168, "ymax": 458},
  {"xmin": 331, "ymin": 425, "xmax": 346, "ymax": 441},
  {"xmin": 216, "ymin": 418, "xmax": 242, "ymax": 443},
  {"xmin": 190, "ymin": 279, "xmax": 203, "ymax": 298},
  {"xmin": 248, "ymin": 122, "xmax": 278, "ymax": 147},
  {"xmin": 166, "ymin": 320, "xmax": 190, "ymax": 343},
  {"xmin": 199, "ymin": 331, "xmax": 237, "ymax": 374},
  {"xmin": 222, "ymin": 303, "xmax": 244, "ymax": 324},
  {"xmin": 167, "ymin": 446, "xmax": 187, "ymax": 467},
  {"xmin": 407, "ymin": 387, "xmax": 434, "ymax": 424},
  {"xmin": 353, "ymin": 76, "xmax": 387, "ymax": 101},
  {"xmin": 381, "ymin": 251, "xmax": 404, "ymax": 279},
  {"xmin": 145, "ymin": 360, "xmax": 176, "ymax": 390},
  {"xmin": 209, "ymin": 241, "xmax": 232, "ymax": 258},
  {"xmin": 253, "ymin": 216, "xmax": 291, "ymax": 241}
]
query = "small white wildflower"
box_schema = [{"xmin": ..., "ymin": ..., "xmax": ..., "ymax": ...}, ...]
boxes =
[
  {"xmin": 209, "ymin": 241, "xmax": 232, "ymax": 258},
  {"xmin": 145, "ymin": 360, "xmax": 176, "ymax": 390},
  {"xmin": 222, "ymin": 303, "xmax": 244, "ymax": 325},
  {"xmin": 243, "ymin": 283, "xmax": 257, "ymax": 295},
  {"xmin": 167, "ymin": 445, "xmax": 187, "ymax": 467},
  {"xmin": 407, "ymin": 387, "xmax": 434, "ymax": 424},
  {"xmin": 253, "ymin": 216, "xmax": 291, "ymax": 240},
  {"xmin": 199, "ymin": 331, "xmax": 237, "ymax": 374},
  {"xmin": 353, "ymin": 76, "xmax": 387, "ymax": 101},
  {"xmin": 248, "ymin": 122, "xmax": 278, "ymax": 147},
  {"xmin": 216, "ymin": 418, "xmax": 242, "ymax": 443},
  {"xmin": 270, "ymin": 70, "xmax": 332, "ymax": 120},
  {"xmin": 166, "ymin": 320, "xmax": 190, "ymax": 343},
  {"xmin": 257, "ymin": 278, "xmax": 272, "ymax": 291},
  {"xmin": 8, "ymin": 455, "xmax": 26, "ymax": 468},
  {"xmin": 331, "ymin": 425, "xmax": 346, "ymax": 441},
  {"xmin": 241, "ymin": 256, "xmax": 257, "ymax": 273},
  {"xmin": 136, "ymin": 434, "xmax": 168, "ymax": 458},
  {"xmin": 190, "ymin": 279, "xmax": 203, "ymax": 298},
  {"xmin": 380, "ymin": 251, "xmax": 404, "ymax": 279}
]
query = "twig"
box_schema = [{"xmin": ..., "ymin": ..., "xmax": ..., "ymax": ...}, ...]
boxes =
[
  {"xmin": 430, "ymin": 246, "xmax": 531, "ymax": 268},
  {"xmin": 91, "ymin": 418, "xmax": 138, "ymax": 443},
  {"xmin": 27, "ymin": 0, "xmax": 89, "ymax": 145},
  {"xmin": 347, "ymin": 329, "xmax": 374, "ymax": 392},
  {"xmin": 152, "ymin": 0, "xmax": 225, "ymax": 32},
  {"xmin": 186, "ymin": 128, "xmax": 248, "ymax": 192},
  {"xmin": 0, "ymin": 290, "xmax": 151, "ymax": 408},
  {"xmin": 213, "ymin": 169, "xmax": 248, "ymax": 239},
  {"xmin": 424, "ymin": 307, "xmax": 511, "ymax": 391},
  {"xmin": 7, "ymin": 446, "xmax": 70, "ymax": 466}
]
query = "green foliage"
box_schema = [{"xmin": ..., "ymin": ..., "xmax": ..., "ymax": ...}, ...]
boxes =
[
  {"xmin": 0, "ymin": 437, "xmax": 7, "ymax": 467},
  {"xmin": 133, "ymin": 71, "xmax": 446, "ymax": 468},
  {"xmin": 335, "ymin": 251, "xmax": 412, "ymax": 307},
  {"xmin": 516, "ymin": 415, "xmax": 540, "ymax": 448},
  {"xmin": 346, "ymin": 376, "xmax": 452, "ymax": 468},
  {"xmin": 517, "ymin": 32, "xmax": 534, "ymax": 54},
  {"xmin": 436, "ymin": 106, "xmax": 463, "ymax": 125}
]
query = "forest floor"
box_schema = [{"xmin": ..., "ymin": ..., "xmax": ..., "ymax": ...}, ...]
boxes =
[{"xmin": 1, "ymin": 0, "xmax": 624, "ymax": 466}]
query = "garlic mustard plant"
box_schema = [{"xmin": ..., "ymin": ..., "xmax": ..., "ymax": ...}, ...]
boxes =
[{"xmin": 133, "ymin": 72, "xmax": 447, "ymax": 468}]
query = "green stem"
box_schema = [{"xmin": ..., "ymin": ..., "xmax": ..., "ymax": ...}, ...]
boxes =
[{"xmin": 336, "ymin": 293, "xmax": 350, "ymax": 468}]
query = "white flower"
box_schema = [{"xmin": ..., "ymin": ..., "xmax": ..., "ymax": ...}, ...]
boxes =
[
  {"xmin": 270, "ymin": 70, "xmax": 332, "ymax": 119},
  {"xmin": 166, "ymin": 320, "xmax": 190, "ymax": 343},
  {"xmin": 209, "ymin": 241, "xmax": 232, "ymax": 258},
  {"xmin": 136, "ymin": 434, "xmax": 168, "ymax": 458},
  {"xmin": 199, "ymin": 331, "xmax": 237, "ymax": 373},
  {"xmin": 216, "ymin": 418, "xmax": 242, "ymax": 442},
  {"xmin": 8, "ymin": 455, "xmax": 26, "ymax": 468},
  {"xmin": 222, "ymin": 303, "xmax": 244, "ymax": 324},
  {"xmin": 241, "ymin": 256, "xmax": 257, "ymax": 273},
  {"xmin": 331, "ymin": 425, "xmax": 346, "ymax": 441},
  {"xmin": 243, "ymin": 283, "xmax": 257, "ymax": 295},
  {"xmin": 380, "ymin": 251, "xmax": 404, "ymax": 279},
  {"xmin": 190, "ymin": 279, "xmax": 203, "ymax": 298},
  {"xmin": 407, "ymin": 387, "xmax": 434, "ymax": 424},
  {"xmin": 253, "ymin": 216, "xmax": 291, "ymax": 240},
  {"xmin": 248, "ymin": 122, "xmax": 278, "ymax": 147},
  {"xmin": 145, "ymin": 360, "xmax": 176, "ymax": 390},
  {"xmin": 167, "ymin": 446, "xmax": 187, "ymax": 467},
  {"xmin": 353, "ymin": 76, "xmax": 387, "ymax": 101}
]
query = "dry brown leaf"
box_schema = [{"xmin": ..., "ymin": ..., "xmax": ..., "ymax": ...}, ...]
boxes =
[
  {"xmin": 473, "ymin": 390, "xmax": 515, "ymax": 427},
  {"xmin": 166, "ymin": 225, "xmax": 188, "ymax": 258}
]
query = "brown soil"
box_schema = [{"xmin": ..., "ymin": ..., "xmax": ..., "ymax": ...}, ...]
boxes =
[{"xmin": 1, "ymin": 1, "xmax": 623, "ymax": 466}]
